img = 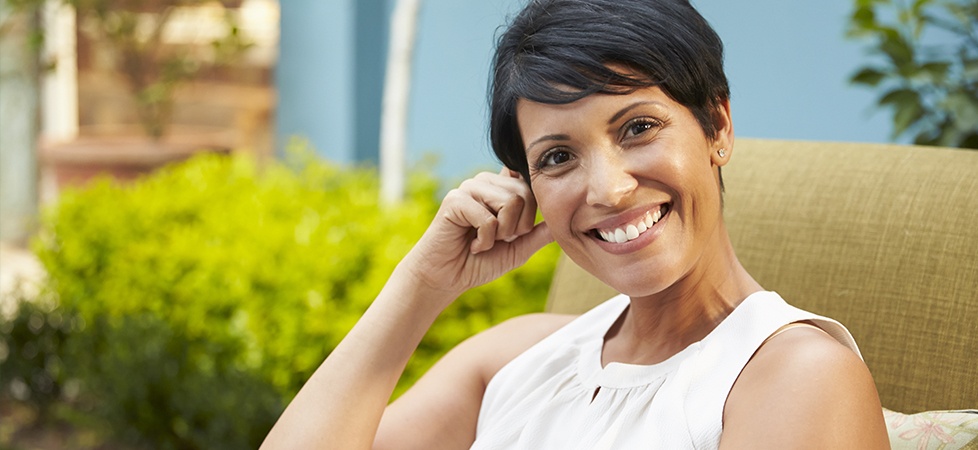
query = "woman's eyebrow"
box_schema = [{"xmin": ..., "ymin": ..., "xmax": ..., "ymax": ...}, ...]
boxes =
[
  {"xmin": 608, "ymin": 101, "xmax": 662, "ymax": 124},
  {"xmin": 526, "ymin": 134, "xmax": 571, "ymax": 152}
]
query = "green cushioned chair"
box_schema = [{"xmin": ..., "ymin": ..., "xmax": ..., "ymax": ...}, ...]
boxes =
[{"xmin": 544, "ymin": 138, "xmax": 978, "ymax": 448}]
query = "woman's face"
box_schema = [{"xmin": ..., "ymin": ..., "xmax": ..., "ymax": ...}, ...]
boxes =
[{"xmin": 518, "ymin": 86, "xmax": 732, "ymax": 298}]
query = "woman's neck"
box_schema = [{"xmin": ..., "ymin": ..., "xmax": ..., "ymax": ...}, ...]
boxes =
[{"xmin": 601, "ymin": 228, "xmax": 762, "ymax": 367}]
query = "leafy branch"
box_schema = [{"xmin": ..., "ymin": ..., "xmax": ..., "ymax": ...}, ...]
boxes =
[
  {"xmin": 70, "ymin": 0, "xmax": 252, "ymax": 139},
  {"xmin": 8, "ymin": 0, "xmax": 253, "ymax": 140},
  {"xmin": 848, "ymin": 0, "xmax": 978, "ymax": 149}
]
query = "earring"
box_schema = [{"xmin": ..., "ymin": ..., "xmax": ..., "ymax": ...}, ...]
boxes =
[{"xmin": 717, "ymin": 148, "xmax": 726, "ymax": 158}]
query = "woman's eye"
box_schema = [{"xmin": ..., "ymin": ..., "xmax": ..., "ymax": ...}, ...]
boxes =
[
  {"xmin": 624, "ymin": 119, "xmax": 659, "ymax": 138},
  {"xmin": 538, "ymin": 149, "xmax": 574, "ymax": 169}
]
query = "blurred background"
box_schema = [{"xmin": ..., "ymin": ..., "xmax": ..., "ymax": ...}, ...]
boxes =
[{"xmin": 1, "ymin": 0, "xmax": 974, "ymax": 448}]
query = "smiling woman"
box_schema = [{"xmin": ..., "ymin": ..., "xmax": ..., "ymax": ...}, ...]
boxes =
[
  {"xmin": 517, "ymin": 88, "xmax": 730, "ymax": 300},
  {"xmin": 261, "ymin": 1, "xmax": 890, "ymax": 449}
]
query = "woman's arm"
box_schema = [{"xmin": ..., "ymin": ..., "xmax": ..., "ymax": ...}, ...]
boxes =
[
  {"xmin": 373, "ymin": 312, "xmax": 577, "ymax": 449},
  {"xmin": 260, "ymin": 169, "xmax": 554, "ymax": 449},
  {"xmin": 720, "ymin": 325, "xmax": 889, "ymax": 449}
]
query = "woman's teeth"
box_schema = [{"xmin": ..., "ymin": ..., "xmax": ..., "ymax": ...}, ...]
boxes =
[{"xmin": 597, "ymin": 207, "xmax": 665, "ymax": 244}]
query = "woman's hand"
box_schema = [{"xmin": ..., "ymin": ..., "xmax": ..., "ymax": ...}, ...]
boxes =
[
  {"xmin": 262, "ymin": 167, "xmax": 553, "ymax": 450},
  {"xmin": 401, "ymin": 167, "xmax": 554, "ymax": 299}
]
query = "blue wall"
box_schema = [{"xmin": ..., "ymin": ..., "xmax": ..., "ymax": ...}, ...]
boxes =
[
  {"xmin": 275, "ymin": 0, "xmax": 390, "ymax": 164},
  {"xmin": 276, "ymin": 0, "xmax": 897, "ymax": 181},
  {"xmin": 696, "ymin": 0, "xmax": 893, "ymax": 144},
  {"xmin": 276, "ymin": 1, "xmax": 355, "ymax": 162},
  {"xmin": 407, "ymin": 1, "xmax": 521, "ymax": 184}
]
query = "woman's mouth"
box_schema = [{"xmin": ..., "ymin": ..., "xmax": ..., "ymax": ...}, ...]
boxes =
[{"xmin": 592, "ymin": 204, "xmax": 670, "ymax": 244}]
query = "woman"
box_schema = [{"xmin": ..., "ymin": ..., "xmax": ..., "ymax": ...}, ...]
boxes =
[{"xmin": 263, "ymin": 0, "xmax": 889, "ymax": 448}]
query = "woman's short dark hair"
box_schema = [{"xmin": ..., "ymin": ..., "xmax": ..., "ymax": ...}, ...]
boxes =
[{"xmin": 490, "ymin": 0, "xmax": 730, "ymax": 181}]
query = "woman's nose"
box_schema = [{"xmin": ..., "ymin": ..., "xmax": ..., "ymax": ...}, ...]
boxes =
[{"xmin": 585, "ymin": 152, "xmax": 638, "ymax": 207}]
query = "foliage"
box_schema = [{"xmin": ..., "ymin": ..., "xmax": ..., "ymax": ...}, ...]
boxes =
[
  {"xmin": 0, "ymin": 287, "xmax": 76, "ymax": 421},
  {"xmin": 70, "ymin": 0, "xmax": 250, "ymax": 139},
  {"xmin": 83, "ymin": 0, "xmax": 252, "ymax": 139},
  {"xmin": 4, "ymin": 0, "xmax": 252, "ymax": 139},
  {"xmin": 16, "ymin": 141, "xmax": 559, "ymax": 448},
  {"xmin": 847, "ymin": 0, "xmax": 978, "ymax": 148}
]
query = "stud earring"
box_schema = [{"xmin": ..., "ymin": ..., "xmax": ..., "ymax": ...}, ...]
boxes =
[{"xmin": 717, "ymin": 148, "xmax": 726, "ymax": 158}]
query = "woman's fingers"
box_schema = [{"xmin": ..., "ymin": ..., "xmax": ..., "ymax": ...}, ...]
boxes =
[
  {"xmin": 499, "ymin": 167, "xmax": 538, "ymax": 239},
  {"xmin": 407, "ymin": 168, "xmax": 548, "ymax": 293},
  {"xmin": 440, "ymin": 189, "xmax": 499, "ymax": 253},
  {"xmin": 458, "ymin": 170, "xmax": 537, "ymax": 244},
  {"xmin": 512, "ymin": 221, "xmax": 553, "ymax": 261}
]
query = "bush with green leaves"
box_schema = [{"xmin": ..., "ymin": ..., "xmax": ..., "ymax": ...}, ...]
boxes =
[
  {"xmin": 847, "ymin": 0, "xmax": 978, "ymax": 148},
  {"xmin": 0, "ymin": 287, "xmax": 76, "ymax": 419},
  {"xmin": 25, "ymin": 142, "xmax": 559, "ymax": 448}
]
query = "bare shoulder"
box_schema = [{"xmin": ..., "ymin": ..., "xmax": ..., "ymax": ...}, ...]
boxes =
[
  {"xmin": 720, "ymin": 324, "xmax": 889, "ymax": 449},
  {"xmin": 463, "ymin": 312, "xmax": 579, "ymax": 381},
  {"xmin": 375, "ymin": 313, "xmax": 576, "ymax": 450}
]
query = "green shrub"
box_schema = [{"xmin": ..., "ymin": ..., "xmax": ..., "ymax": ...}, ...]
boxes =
[
  {"xmin": 30, "ymin": 141, "xmax": 559, "ymax": 448},
  {"xmin": 0, "ymin": 287, "xmax": 76, "ymax": 420}
]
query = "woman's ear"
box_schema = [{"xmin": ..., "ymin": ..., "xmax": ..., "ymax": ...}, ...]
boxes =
[{"xmin": 709, "ymin": 99, "xmax": 734, "ymax": 167}]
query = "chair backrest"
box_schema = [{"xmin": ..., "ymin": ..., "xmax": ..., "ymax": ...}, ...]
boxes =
[{"xmin": 545, "ymin": 138, "xmax": 978, "ymax": 414}]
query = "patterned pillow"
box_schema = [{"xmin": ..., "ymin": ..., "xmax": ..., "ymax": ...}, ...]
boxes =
[{"xmin": 884, "ymin": 408, "xmax": 978, "ymax": 450}]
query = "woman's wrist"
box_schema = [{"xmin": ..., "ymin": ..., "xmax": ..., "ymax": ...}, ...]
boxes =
[
  {"xmin": 394, "ymin": 248, "xmax": 467, "ymax": 296},
  {"xmin": 381, "ymin": 260, "xmax": 462, "ymax": 319}
]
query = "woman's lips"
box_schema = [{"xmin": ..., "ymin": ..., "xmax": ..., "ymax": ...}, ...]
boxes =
[{"xmin": 593, "ymin": 204, "xmax": 670, "ymax": 244}]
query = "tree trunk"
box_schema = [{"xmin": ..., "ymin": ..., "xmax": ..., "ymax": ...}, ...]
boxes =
[
  {"xmin": 379, "ymin": 0, "xmax": 421, "ymax": 204},
  {"xmin": 0, "ymin": 1, "xmax": 40, "ymax": 245}
]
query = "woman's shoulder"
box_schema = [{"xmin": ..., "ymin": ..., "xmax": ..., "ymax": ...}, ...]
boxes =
[
  {"xmin": 466, "ymin": 294, "xmax": 629, "ymax": 379},
  {"xmin": 464, "ymin": 312, "xmax": 580, "ymax": 382},
  {"xmin": 494, "ymin": 312, "xmax": 581, "ymax": 336},
  {"xmin": 720, "ymin": 323, "xmax": 888, "ymax": 448},
  {"xmin": 480, "ymin": 312, "xmax": 581, "ymax": 351}
]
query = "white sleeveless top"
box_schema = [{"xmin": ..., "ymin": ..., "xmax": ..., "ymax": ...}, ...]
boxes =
[{"xmin": 472, "ymin": 291, "xmax": 860, "ymax": 449}]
